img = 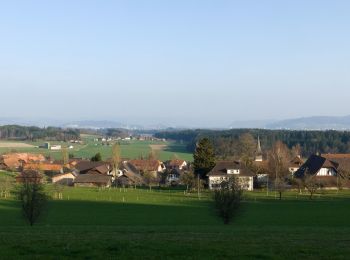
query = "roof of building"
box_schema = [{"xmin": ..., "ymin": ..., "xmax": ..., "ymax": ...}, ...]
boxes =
[
  {"xmin": 321, "ymin": 154, "xmax": 350, "ymax": 172},
  {"xmin": 294, "ymin": 154, "xmax": 339, "ymax": 178},
  {"xmin": 167, "ymin": 159, "xmax": 186, "ymax": 167},
  {"xmin": 119, "ymin": 171, "xmax": 144, "ymax": 184},
  {"xmin": 0, "ymin": 153, "xmax": 46, "ymax": 168},
  {"xmin": 24, "ymin": 163, "xmax": 63, "ymax": 172},
  {"xmin": 207, "ymin": 161, "xmax": 255, "ymax": 177},
  {"xmin": 52, "ymin": 172, "xmax": 77, "ymax": 179},
  {"xmin": 74, "ymin": 161, "xmax": 110, "ymax": 174},
  {"xmin": 74, "ymin": 174, "xmax": 112, "ymax": 184},
  {"xmin": 128, "ymin": 159, "xmax": 163, "ymax": 172},
  {"xmin": 289, "ymin": 156, "xmax": 304, "ymax": 167}
]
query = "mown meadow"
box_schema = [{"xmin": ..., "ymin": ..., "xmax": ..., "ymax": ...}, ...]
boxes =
[
  {"xmin": 1, "ymin": 173, "xmax": 350, "ymax": 259},
  {"xmin": 0, "ymin": 137, "xmax": 193, "ymax": 162}
]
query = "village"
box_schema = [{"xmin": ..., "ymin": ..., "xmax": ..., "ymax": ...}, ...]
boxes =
[{"xmin": 1, "ymin": 135, "xmax": 349, "ymax": 195}]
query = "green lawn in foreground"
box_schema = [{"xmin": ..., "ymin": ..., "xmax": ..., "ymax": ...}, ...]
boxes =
[{"xmin": 1, "ymin": 184, "xmax": 350, "ymax": 259}]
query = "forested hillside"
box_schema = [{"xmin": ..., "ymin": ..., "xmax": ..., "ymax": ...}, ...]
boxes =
[
  {"xmin": 155, "ymin": 129, "xmax": 350, "ymax": 157},
  {"xmin": 0, "ymin": 125, "xmax": 80, "ymax": 141}
]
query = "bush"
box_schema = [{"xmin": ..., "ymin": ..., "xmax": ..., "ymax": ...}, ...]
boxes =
[
  {"xmin": 213, "ymin": 179, "xmax": 243, "ymax": 224},
  {"xmin": 14, "ymin": 182, "xmax": 48, "ymax": 226}
]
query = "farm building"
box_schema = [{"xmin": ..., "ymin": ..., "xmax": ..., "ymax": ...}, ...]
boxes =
[
  {"xmin": 74, "ymin": 174, "xmax": 112, "ymax": 188},
  {"xmin": 207, "ymin": 161, "xmax": 254, "ymax": 191},
  {"xmin": 128, "ymin": 159, "xmax": 165, "ymax": 175},
  {"xmin": 23, "ymin": 163, "xmax": 64, "ymax": 175},
  {"xmin": 166, "ymin": 169, "xmax": 181, "ymax": 185},
  {"xmin": 293, "ymin": 154, "xmax": 347, "ymax": 187},
  {"xmin": 289, "ymin": 156, "xmax": 304, "ymax": 174},
  {"xmin": 0, "ymin": 153, "xmax": 46, "ymax": 171},
  {"xmin": 321, "ymin": 154, "xmax": 350, "ymax": 173},
  {"xmin": 166, "ymin": 159, "xmax": 187, "ymax": 171},
  {"xmin": 52, "ymin": 172, "xmax": 77, "ymax": 186},
  {"xmin": 74, "ymin": 161, "xmax": 112, "ymax": 175},
  {"xmin": 117, "ymin": 171, "xmax": 144, "ymax": 187}
]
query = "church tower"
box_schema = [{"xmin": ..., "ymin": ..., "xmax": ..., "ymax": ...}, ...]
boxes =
[{"xmin": 255, "ymin": 136, "xmax": 263, "ymax": 162}]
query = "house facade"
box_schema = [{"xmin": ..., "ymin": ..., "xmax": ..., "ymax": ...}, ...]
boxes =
[
  {"xmin": 289, "ymin": 156, "xmax": 304, "ymax": 174},
  {"xmin": 74, "ymin": 174, "xmax": 112, "ymax": 187},
  {"xmin": 166, "ymin": 159, "xmax": 187, "ymax": 171},
  {"xmin": 207, "ymin": 161, "xmax": 254, "ymax": 191},
  {"xmin": 293, "ymin": 154, "xmax": 343, "ymax": 187}
]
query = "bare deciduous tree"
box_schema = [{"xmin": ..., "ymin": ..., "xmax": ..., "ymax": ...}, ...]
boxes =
[
  {"xmin": 268, "ymin": 141, "xmax": 291, "ymax": 200},
  {"xmin": 180, "ymin": 171, "xmax": 196, "ymax": 193},
  {"xmin": 0, "ymin": 176, "xmax": 13, "ymax": 199},
  {"xmin": 112, "ymin": 143, "xmax": 121, "ymax": 176},
  {"xmin": 298, "ymin": 169, "xmax": 320, "ymax": 199},
  {"xmin": 143, "ymin": 171, "xmax": 158, "ymax": 191},
  {"xmin": 238, "ymin": 133, "xmax": 256, "ymax": 165},
  {"xmin": 14, "ymin": 181, "xmax": 48, "ymax": 226}
]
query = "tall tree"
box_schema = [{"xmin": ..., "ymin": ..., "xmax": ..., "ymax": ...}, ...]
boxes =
[
  {"xmin": 291, "ymin": 144, "xmax": 302, "ymax": 157},
  {"xmin": 193, "ymin": 138, "xmax": 216, "ymax": 178},
  {"xmin": 61, "ymin": 147, "xmax": 69, "ymax": 165},
  {"xmin": 180, "ymin": 171, "xmax": 196, "ymax": 193},
  {"xmin": 111, "ymin": 143, "xmax": 121, "ymax": 176},
  {"xmin": 268, "ymin": 141, "xmax": 291, "ymax": 200},
  {"xmin": 238, "ymin": 133, "xmax": 256, "ymax": 165}
]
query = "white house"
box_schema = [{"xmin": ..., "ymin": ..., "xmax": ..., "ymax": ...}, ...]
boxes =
[
  {"xmin": 167, "ymin": 159, "xmax": 187, "ymax": 170},
  {"xmin": 294, "ymin": 154, "xmax": 339, "ymax": 178},
  {"xmin": 289, "ymin": 156, "xmax": 304, "ymax": 174},
  {"xmin": 207, "ymin": 161, "xmax": 254, "ymax": 191},
  {"xmin": 51, "ymin": 145, "xmax": 62, "ymax": 151}
]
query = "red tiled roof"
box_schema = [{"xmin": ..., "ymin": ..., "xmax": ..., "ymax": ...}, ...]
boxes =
[
  {"xmin": 168, "ymin": 159, "xmax": 186, "ymax": 167},
  {"xmin": 129, "ymin": 160, "xmax": 162, "ymax": 172},
  {"xmin": 0, "ymin": 153, "xmax": 45, "ymax": 169},
  {"xmin": 24, "ymin": 163, "xmax": 63, "ymax": 172}
]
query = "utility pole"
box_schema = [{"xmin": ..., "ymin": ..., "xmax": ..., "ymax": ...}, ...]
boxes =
[
  {"xmin": 197, "ymin": 174, "xmax": 200, "ymax": 199},
  {"xmin": 266, "ymin": 175, "xmax": 269, "ymax": 197}
]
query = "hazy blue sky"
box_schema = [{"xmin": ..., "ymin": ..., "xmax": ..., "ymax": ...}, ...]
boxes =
[{"xmin": 1, "ymin": 0, "xmax": 350, "ymax": 127}]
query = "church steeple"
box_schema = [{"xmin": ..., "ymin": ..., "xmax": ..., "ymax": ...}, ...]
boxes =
[{"xmin": 255, "ymin": 135, "xmax": 263, "ymax": 162}]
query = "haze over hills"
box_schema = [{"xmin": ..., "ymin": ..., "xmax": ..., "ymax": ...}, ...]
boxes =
[
  {"xmin": 230, "ymin": 116, "xmax": 350, "ymax": 130},
  {"xmin": 2, "ymin": 116, "xmax": 350, "ymax": 130}
]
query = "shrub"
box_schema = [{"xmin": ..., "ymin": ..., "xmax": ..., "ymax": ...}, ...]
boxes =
[
  {"xmin": 14, "ymin": 182, "xmax": 48, "ymax": 226},
  {"xmin": 213, "ymin": 178, "xmax": 243, "ymax": 224}
]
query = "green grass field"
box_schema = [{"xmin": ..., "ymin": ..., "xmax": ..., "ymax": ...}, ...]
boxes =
[
  {"xmin": 1, "ymin": 171, "xmax": 350, "ymax": 259},
  {"xmin": 0, "ymin": 137, "xmax": 193, "ymax": 162}
]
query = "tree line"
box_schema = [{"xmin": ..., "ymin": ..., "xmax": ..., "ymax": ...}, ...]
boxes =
[
  {"xmin": 155, "ymin": 129, "xmax": 350, "ymax": 157},
  {"xmin": 0, "ymin": 125, "xmax": 80, "ymax": 141}
]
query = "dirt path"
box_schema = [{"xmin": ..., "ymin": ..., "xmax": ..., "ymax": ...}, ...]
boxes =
[{"xmin": 149, "ymin": 144, "xmax": 167, "ymax": 151}]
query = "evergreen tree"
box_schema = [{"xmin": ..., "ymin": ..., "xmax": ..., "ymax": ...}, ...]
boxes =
[
  {"xmin": 193, "ymin": 138, "xmax": 215, "ymax": 178},
  {"xmin": 91, "ymin": 152, "xmax": 102, "ymax": 162}
]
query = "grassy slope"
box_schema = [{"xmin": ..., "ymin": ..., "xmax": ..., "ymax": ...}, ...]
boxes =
[{"xmin": 1, "ymin": 184, "xmax": 350, "ymax": 259}]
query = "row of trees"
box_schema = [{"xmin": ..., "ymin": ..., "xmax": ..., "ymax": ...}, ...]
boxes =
[
  {"xmin": 155, "ymin": 129, "xmax": 350, "ymax": 157},
  {"xmin": 0, "ymin": 125, "xmax": 80, "ymax": 141}
]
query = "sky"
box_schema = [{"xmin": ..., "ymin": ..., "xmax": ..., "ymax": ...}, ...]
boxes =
[{"xmin": 0, "ymin": 0, "xmax": 350, "ymax": 127}]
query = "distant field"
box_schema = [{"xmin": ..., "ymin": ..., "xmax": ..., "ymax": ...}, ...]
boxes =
[
  {"xmin": 1, "ymin": 168, "xmax": 350, "ymax": 259},
  {"xmin": 0, "ymin": 137, "xmax": 193, "ymax": 162},
  {"xmin": 0, "ymin": 142, "xmax": 35, "ymax": 148}
]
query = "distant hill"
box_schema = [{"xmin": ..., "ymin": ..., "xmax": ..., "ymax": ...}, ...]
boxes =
[
  {"xmin": 230, "ymin": 116, "xmax": 350, "ymax": 130},
  {"xmin": 266, "ymin": 116, "xmax": 350, "ymax": 130},
  {"xmin": 63, "ymin": 120, "xmax": 126, "ymax": 129}
]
